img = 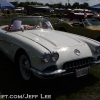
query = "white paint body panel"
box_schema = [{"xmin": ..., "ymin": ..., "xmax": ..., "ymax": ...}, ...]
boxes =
[{"xmin": 0, "ymin": 16, "xmax": 100, "ymax": 78}]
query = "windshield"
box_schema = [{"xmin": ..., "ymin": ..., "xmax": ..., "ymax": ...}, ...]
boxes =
[
  {"xmin": 83, "ymin": 19, "xmax": 100, "ymax": 26},
  {"xmin": 7, "ymin": 16, "xmax": 53, "ymax": 31}
]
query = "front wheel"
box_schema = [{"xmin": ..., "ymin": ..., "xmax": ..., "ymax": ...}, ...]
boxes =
[{"xmin": 19, "ymin": 53, "xmax": 32, "ymax": 81}]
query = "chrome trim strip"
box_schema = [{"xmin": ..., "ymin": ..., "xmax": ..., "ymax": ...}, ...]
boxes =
[
  {"xmin": 30, "ymin": 67, "xmax": 66, "ymax": 76},
  {"xmin": 30, "ymin": 58, "xmax": 100, "ymax": 78},
  {"xmin": 62, "ymin": 72, "xmax": 74, "ymax": 76},
  {"xmin": 92, "ymin": 60, "xmax": 100, "ymax": 64}
]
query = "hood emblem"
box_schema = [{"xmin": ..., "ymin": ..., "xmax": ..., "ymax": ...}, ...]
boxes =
[{"xmin": 74, "ymin": 49, "xmax": 80, "ymax": 56}]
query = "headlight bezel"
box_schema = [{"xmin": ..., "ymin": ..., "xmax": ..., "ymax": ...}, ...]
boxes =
[
  {"xmin": 51, "ymin": 52, "xmax": 59, "ymax": 62},
  {"xmin": 96, "ymin": 46, "xmax": 100, "ymax": 53},
  {"xmin": 42, "ymin": 53, "xmax": 51, "ymax": 63},
  {"xmin": 42, "ymin": 52, "xmax": 59, "ymax": 63}
]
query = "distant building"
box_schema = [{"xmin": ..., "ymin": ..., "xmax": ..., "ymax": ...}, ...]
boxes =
[
  {"xmin": 14, "ymin": 7, "xmax": 25, "ymax": 13},
  {"xmin": 25, "ymin": 5, "xmax": 53, "ymax": 15},
  {"xmin": 54, "ymin": 8, "xmax": 66, "ymax": 14}
]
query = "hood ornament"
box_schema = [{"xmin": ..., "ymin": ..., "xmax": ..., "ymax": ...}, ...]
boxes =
[{"xmin": 74, "ymin": 49, "xmax": 80, "ymax": 56}]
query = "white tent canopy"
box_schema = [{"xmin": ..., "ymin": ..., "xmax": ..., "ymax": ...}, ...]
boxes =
[{"xmin": 0, "ymin": 0, "xmax": 15, "ymax": 9}]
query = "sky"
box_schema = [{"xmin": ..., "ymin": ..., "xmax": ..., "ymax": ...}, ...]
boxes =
[{"xmin": 7, "ymin": 0, "xmax": 100, "ymax": 6}]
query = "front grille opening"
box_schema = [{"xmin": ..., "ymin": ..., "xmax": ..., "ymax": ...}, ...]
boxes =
[
  {"xmin": 97, "ymin": 56, "xmax": 100, "ymax": 61},
  {"xmin": 43, "ymin": 65, "xmax": 57, "ymax": 73},
  {"xmin": 62, "ymin": 57, "xmax": 94, "ymax": 73}
]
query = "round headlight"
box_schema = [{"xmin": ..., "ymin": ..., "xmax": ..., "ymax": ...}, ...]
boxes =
[
  {"xmin": 51, "ymin": 52, "xmax": 59, "ymax": 62},
  {"xmin": 42, "ymin": 54, "xmax": 50, "ymax": 63},
  {"xmin": 96, "ymin": 46, "xmax": 100, "ymax": 53}
]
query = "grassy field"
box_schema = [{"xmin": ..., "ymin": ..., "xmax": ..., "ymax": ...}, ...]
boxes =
[
  {"xmin": 0, "ymin": 51, "xmax": 100, "ymax": 100},
  {"xmin": 0, "ymin": 15, "xmax": 100, "ymax": 100},
  {"xmin": 0, "ymin": 14, "xmax": 58, "ymax": 25}
]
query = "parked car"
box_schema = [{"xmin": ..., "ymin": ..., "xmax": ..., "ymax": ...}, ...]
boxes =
[
  {"xmin": 0, "ymin": 16, "xmax": 100, "ymax": 81},
  {"xmin": 53, "ymin": 18, "xmax": 100, "ymax": 41},
  {"xmin": 66, "ymin": 9, "xmax": 93, "ymax": 19}
]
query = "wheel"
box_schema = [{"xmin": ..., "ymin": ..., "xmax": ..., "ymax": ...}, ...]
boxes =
[{"xmin": 19, "ymin": 53, "xmax": 32, "ymax": 81}]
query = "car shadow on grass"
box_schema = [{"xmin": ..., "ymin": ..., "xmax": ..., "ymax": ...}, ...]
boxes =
[{"xmin": 0, "ymin": 50, "xmax": 99, "ymax": 100}]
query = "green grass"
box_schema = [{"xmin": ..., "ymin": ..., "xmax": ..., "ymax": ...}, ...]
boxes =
[
  {"xmin": 0, "ymin": 15, "xmax": 100, "ymax": 100},
  {"xmin": 0, "ymin": 13, "xmax": 25, "ymax": 26},
  {"xmin": 0, "ymin": 14, "xmax": 57, "ymax": 26},
  {"xmin": 0, "ymin": 50, "xmax": 100, "ymax": 100}
]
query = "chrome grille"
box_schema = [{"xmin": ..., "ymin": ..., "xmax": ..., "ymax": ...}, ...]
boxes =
[{"xmin": 62, "ymin": 57, "xmax": 94, "ymax": 73}]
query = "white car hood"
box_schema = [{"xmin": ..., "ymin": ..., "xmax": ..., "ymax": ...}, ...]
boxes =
[{"xmin": 16, "ymin": 29, "xmax": 85, "ymax": 48}]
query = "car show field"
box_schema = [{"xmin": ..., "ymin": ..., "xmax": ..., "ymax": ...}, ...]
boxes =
[
  {"xmin": 0, "ymin": 15, "xmax": 100, "ymax": 100},
  {"xmin": 0, "ymin": 50, "xmax": 100, "ymax": 100}
]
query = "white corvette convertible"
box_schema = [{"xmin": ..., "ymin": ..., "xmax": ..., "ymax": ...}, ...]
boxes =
[{"xmin": 0, "ymin": 16, "xmax": 100, "ymax": 81}]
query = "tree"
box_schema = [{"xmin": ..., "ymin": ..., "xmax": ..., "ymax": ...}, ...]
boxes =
[
  {"xmin": 65, "ymin": 3, "xmax": 68, "ymax": 9},
  {"xmin": 10, "ymin": 2, "xmax": 18, "ymax": 7},
  {"xmin": 30, "ymin": 2, "xmax": 37, "ymax": 5},
  {"xmin": 68, "ymin": 3, "xmax": 72, "ymax": 9},
  {"xmin": 83, "ymin": 2, "xmax": 89, "ymax": 8},
  {"xmin": 10, "ymin": 1, "xmax": 89, "ymax": 9},
  {"xmin": 79, "ymin": 4, "xmax": 84, "ymax": 9},
  {"xmin": 72, "ymin": 2, "xmax": 80, "ymax": 9},
  {"xmin": 79, "ymin": 2, "xmax": 89, "ymax": 9},
  {"xmin": 18, "ymin": 2, "xmax": 25, "ymax": 7},
  {"xmin": 45, "ymin": 3, "xmax": 50, "ymax": 6}
]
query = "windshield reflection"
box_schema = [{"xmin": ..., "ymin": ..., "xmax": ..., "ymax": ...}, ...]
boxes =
[
  {"xmin": 83, "ymin": 19, "xmax": 100, "ymax": 26},
  {"xmin": 8, "ymin": 16, "xmax": 53, "ymax": 31}
]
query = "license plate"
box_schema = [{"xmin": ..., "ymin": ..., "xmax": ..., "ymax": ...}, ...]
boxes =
[{"xmin": 76, "ymin": 67, "xmax": 90, "ymax": 78}]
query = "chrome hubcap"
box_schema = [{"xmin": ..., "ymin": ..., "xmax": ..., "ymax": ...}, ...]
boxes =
[{"xmin": 20, "ymin": 55, "xmax": 31, "ymax": 80}]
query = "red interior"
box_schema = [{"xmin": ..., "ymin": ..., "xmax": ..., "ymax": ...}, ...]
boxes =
[{"xmin": 4, "ymin": 25, "xmax": 35, "ymax": 31}]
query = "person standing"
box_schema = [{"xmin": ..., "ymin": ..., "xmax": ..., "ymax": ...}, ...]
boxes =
[{"xmin": 84, "ymin": 11, "xmax": 87, "ymax": 19}]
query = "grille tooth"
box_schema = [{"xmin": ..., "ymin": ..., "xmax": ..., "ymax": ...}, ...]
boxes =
[
  {"xmin": 66, "ymin": 64, "xmax": 68, "ymax": 69},
  {"xmin": 69, "ymin": 63, "xmax": 71, "ymax": 67},
  {"xmin": 67, "ymin": 62, "xmax": 70, "ymax": 67},
  {"xmin": 90, "ymin": 58, "xmax": 92, "ymax": 63},
  {"xmin": 84, "ymin": 60, "xmax": 86, "ymax": 65},
  {"xmin": 76, "ymin": 61, "xmax": 79, "ymax": 68},
  {"xmin": 67, "ymin": 63, "xmax": 69, "ymax": 68},
  {"xmin": 82, "ymin": 60, "xmax": 84, "ymax": 66},
  {"xmin": 63, "ymin": 57, "xmax": 94, "ymax": 73},
  {"xmin": 77, "ymin": 61, "xmax": 79, "ymax": 67},
  {"xmin": 88, "ymin": 59, "xmax": 91, "ymax": 65},
  {"xmin": 73, "ymin": 62, "xmax": 75, "ymax": 68},
  {"xmin": 79, "ymin": 61, "xmax": 82, "ymax": 66},
  {"xmin": 87, "ymin": 59, "xmax": 89, "ymax": 64}
]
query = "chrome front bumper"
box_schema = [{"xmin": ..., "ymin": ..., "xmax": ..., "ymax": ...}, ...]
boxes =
[
  {"xmin": 30, "ymin": 68, "xmax": 66, "ymax": 78},
  {"xmin": 30, "ymin": 60, "xmax": 100, "ymax": 79},
  {"xmin": 93, "ymin": 60, "xmax": 100, "ymax": 64}
]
